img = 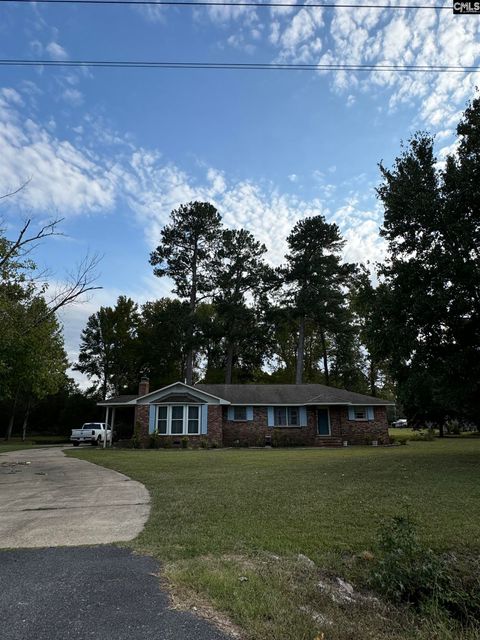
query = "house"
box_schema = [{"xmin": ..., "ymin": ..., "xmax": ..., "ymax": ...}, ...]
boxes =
[{"xmin": 98, "ymin": 377, "xmax": 393, "ymax": 447}]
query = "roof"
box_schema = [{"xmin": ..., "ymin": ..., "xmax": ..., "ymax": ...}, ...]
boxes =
[
  {"xmin": 98, "ymin": 383, "xmax": 394, "ymax": 407},
  {"xmin": 194, "ymin": 384, "xmax": 393, "ymax": 406},
  {"xmin": 97, "ymin": 394, "xmax": 138, "ymax": 406}
]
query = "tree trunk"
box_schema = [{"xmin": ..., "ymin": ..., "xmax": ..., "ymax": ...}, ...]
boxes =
[
  {"xmin": 295, "ymin": 316, "xmax": 305, "ymax": 385},
  {"xmin": 22, "ymin": 399, "xmax": 31, "ymax": 442},
  {"xmin": 320, "ymin": 330, "xmax": 329, "ymax": 386},
  {"xmin": 225, "ymin": 342, "xmax": 235, "ymax": 384},
  {"xmin": 185, "ymin": 350, "xmax": 194, "ymax": 385},
  {"xmin": 5, "ymin": 390, "xmax": 19, "ymax": 440},
  {"xmin": 185, "ymin": 241, "xmax": 198, "ymax": 386},
  {"xmin": 369, "ymin": 361, "xmax": 377, "ymax": 397}
]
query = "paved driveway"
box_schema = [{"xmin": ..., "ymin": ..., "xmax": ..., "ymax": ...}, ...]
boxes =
[
  {"xmin": 0, "ymin": 546, "xmax": 230, "ymax": 640},
  {"xmin": 0, "ymin": 447, "xmax": 150, "ymax": 548}
]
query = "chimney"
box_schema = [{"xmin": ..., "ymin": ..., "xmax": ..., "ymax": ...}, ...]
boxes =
[{"xmin": 138, "ymin": 376, "xmax": 150, "ymax": 397}]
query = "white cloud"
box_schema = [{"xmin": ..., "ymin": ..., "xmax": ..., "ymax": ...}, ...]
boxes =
[
  {"xmin": 0, "ymin": 95, "xmax": 116, "ymax": 214},
  {"xmin": 46, "ymin": 41, "xmax": 69, "ymax": 60},
  {"xmin": 62, "ymin": 88, "xmax": 84, "ymax": 106}
]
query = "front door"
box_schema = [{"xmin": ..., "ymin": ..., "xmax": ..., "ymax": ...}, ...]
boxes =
[{"xmin": 317, "ymin": 408, "xmax": 330, "ymax": 436}]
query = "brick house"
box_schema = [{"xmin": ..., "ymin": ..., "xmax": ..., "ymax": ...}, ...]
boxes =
[{"xmin": 99, "ymin": 378, "xmax": 393, "ymax": 447}]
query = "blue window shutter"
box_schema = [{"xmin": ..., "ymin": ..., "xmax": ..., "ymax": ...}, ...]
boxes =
[
  {"xmin": 227, "ymin": 406, "xmax": 234, "ymax": 421},
  {"xmin": 201, "ymin": 405, "xmax": 208, "ymax": 434},
  {"xmin": 148, "ymin": 405, "xmax": 156, "ymax": 434},
  {"xmin": 246, "ymin": 406, "xmax": 253, "ymax": 421},
  {"xmin": 348, "ymin": 406, "xmax": 355, "ymax": 420},
  {"xmin": 267, "ymin": 407, "xmax": 274, "ymax": 427},
  {"xmin": 299, "ymin": 406, "xmax": 307, "ymax": 427},
  {"xmin": 367, "ymin": 406, "xmax": 374, "ymax": 421}
]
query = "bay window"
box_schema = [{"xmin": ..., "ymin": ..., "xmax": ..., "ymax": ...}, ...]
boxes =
[{"xmin": 156, "ymin": 405, "xmax": 201, "ymax": 435}]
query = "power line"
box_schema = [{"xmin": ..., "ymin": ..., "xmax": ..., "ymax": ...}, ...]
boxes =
[
  {"xmin": 0, "ymin": 59, "xmax": 476, "ymax": 72},
  {"xmin": 0, "ymin": 0, "xmax": 451, "ymax": 10}
]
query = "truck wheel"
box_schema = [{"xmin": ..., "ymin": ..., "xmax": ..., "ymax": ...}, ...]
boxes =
[
  {"xmin": 73, "ymin": 442, "xmax": 79, "ymax": 447},
  {"xmin": 91, "ymin": 439, "xmax": 99, "ymax": 446}
]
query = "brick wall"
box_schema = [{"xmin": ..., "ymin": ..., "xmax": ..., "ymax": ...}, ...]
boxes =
[
  {"xmin": 207, "ymin": 405, "xmax": 223, "ymax": 447},
  {"xmin": 134, "ymin": 404, "xmax": 150, "ymax": 447},
  {"xmin": 222, "ymin": 404, "xmax": 389, "ymax": 447},
  {"xmin": 339, "ymin": 406, "xmax": 390, "ymax": 444},
  {"xmin": 222, "ymin": 407, "xmax": 319, "ymax": 447}
]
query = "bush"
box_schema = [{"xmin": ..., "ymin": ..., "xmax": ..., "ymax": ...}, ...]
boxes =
[
  {"xmin": 272, "ymin": 429, "xmax": 308, "ymax": 447},
  {"xmin": 390, "ymin": 434, "xmax": 409, "ymax": 445},
  {"xmin": 369, "ymin": 516, "xmax": 480, "ymax": 625},
  {"xmin": 181, "ymin": 436, "xmax": 189, "ymax": 449}
]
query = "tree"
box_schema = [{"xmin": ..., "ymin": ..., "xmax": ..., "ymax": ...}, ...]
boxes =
[
  {"xmin": 74, "ymin": 296, "xmax": 140, "ymax": 399},
  {"xmin": 1, "ymin": 296, "xmax": 68, "ymax": 439},
  {"xmin": 213, "ymin": 228, "xmax": 273, "ymax": 383},
  {"xmin": 283, "ymin": 215, "xmax": 354, "ymax": 384},
  {"xmin": 137, "ymin": 298, "xmax": 192, "ymax": 387},
  {"xmin": 375, "ymin": 97, "xmax": 480, "ymax": 425},
  {"xmin": 149, "ymin": 202, "xmax": 222, "ymax": 384}
]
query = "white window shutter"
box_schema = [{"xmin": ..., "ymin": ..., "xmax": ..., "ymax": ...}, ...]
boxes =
[
  {"xmin": 348, "ymin": 406, "xmax": 355, "ymax": 420},
  {"xmin": 227, "ymin": 406, "xmax": 234, "ymax": 421},
  {"xmin": 367, "ymin": 406, "xmax": 374, "ymax": 421},
  {"xmin": 246, "ymin": 406, "xmax": 254, "ymax": 421}
]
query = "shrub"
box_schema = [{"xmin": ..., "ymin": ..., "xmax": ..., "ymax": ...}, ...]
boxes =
[
  {"xmin": 272, "ymin": 429, "xmax": 308, "ymax": 447},
  {"xmin": 369, "ymin": 516, "xmax": 444, "ymax": 606},
  {"xmin": 390, "ymin": 434, "xmax": 409, "ymax": 445},
  {"xmin": 369, "ymin": 516, "xmax": 480, "ymax": 625},
  {"xmin": 132, "ymin": 421, "xmax": 143, "ymax": 448},
  {"xmin": 181, "ymin": 436, "xmax": 189, "ymax": 449}
]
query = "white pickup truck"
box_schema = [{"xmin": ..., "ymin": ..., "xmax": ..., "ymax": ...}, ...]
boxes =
[{"xmin": 70, "ymin": 423, "xmax": 112, "ymax": 447}]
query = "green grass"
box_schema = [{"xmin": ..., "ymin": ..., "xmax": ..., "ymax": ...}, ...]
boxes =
[
  {"xmin": 69, "ymin": 440, "xmax": 480, "ymax": 640},
  {"xmin": 0, "ymin": 435, "xmax": 68, "ymax": 454}
]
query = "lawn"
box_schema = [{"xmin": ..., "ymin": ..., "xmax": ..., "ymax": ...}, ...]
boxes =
[
  {"xmin": 0, "ymin": 436, "xmax": 68, "ymax": 454},
  {"xmin": 70, "ymin": 440, "xmax": 480, "ymax": 640}
]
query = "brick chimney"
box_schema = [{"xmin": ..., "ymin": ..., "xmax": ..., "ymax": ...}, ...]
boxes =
[
  {"xmin": 135, "ymin": 376, "xmax": 150, "ymax": 447},
  {"xmin": 138, "ymin": 376, "xmax": 150, "ymax": 397}
]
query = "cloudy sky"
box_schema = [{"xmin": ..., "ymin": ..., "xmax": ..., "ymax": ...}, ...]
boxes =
[{"xmin": 0, "ymin": 0, "xmax": 479, "ymax": 384}]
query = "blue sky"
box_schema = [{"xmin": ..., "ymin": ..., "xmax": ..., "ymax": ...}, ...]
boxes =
[{"xmin": 0, "ymin": 1, "xmax": 479, "ymax": 385}]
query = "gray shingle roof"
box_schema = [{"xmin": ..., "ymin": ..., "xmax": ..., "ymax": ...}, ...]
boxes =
[
  {"xmin": 194, "ymin": 384, "xmax": 393, "ymax": 405},
  {"xmin": 98, "ymin": 394, "xmax": 138, "ymax": 406},
  {"xmin": 98, "ymin": 384, "xmax": 393, "ymax": 406}
]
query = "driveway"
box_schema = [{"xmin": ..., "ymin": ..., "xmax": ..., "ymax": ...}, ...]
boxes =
[
  {"xmin": 0, "ymin": 447, "xmax": 150, "ymax": 548},
  {"xmin": 0, "ymin": 546, "xmax": 230, "ymax": 640}
]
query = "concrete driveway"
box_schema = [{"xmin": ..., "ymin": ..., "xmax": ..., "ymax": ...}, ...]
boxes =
[{"xmin": 0, "ymin": 447, "xmax": 150, "ymax": 548}]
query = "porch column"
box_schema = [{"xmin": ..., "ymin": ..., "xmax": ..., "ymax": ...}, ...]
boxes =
[
  {"xmin": 110, "ymin": 407, "xmax": 116, "ymax": 448},
  {"xmin": 104, "ymin": 406, "xmax": 110, "ymax": 449}
]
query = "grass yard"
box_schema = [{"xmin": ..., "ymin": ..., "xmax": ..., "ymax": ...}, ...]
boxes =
[
  {"xmin": 70, "ymin": 440, "xmax": 480, "ymax": 640},
  {"xmin": 0, "ymin": 435, "xmax": 68, "ymax": 454}
]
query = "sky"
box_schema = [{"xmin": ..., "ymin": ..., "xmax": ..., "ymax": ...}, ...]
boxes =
[{"xmin": 0, "ymin": 0, "xmax": 479, "ymax": 386}]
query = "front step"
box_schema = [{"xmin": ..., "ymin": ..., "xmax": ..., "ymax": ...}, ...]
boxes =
[{"xmin": 315, "ymin": 437, "xmax": 344, "ymax": 447}]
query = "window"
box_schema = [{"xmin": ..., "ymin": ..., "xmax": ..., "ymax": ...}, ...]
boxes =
[
  {"xmin": 188, "ymin": 406, "xmax": 200, "ymax": 434},
  {"xmin": 171, "ymin": 406, "xmax": 184, "ymax": 434},
  {"xmin": 353, "ymin": 406, "xmax": 367, "ymax": 420},
  {"xmin": 157, "ymin": 406, "xmax": 168, "ymax": 434},
  {"xmin": 274, "ymin": 407, "xmax": 299, "ymax": 427},
  {"xmin": 156, "ymin": 405, "xmax": 201, "ymax": 435},
  {"xmin": 232, "ymin": 406, "xmax": 247, "ymax": 421}
]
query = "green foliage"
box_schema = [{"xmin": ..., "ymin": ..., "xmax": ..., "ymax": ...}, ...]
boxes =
[
  {"xmin": 390, "ymin": 434, "xmax": 410, "ymax": 445},
  {"xmin": 282, "ymin": 214, "xmax": 357, "ymax": 385},
  {"xmin": 369, "ymin": 516, "xmax": 444, "ymax": 605},
  {"xmin": 74, "ymin": 296, "xmax": 140, "ymax": 399},
  {"xmin": 374, "ymin": 96, "xmax": 480, "ymax": 423},
  {"xmin": 370, "ymin": 516, "xmax": 480, "ymax": 625}
]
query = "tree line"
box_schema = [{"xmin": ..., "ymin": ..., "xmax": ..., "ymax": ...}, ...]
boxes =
[{"xmin": 2, "ymin": 95, "xmax": 479, "ymax": 436}]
